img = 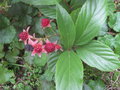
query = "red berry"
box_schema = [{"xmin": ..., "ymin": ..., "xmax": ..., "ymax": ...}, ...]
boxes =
[
  {"xmin": 33, "ymin": 44, "xmax": 42, "ymax": 53},
  {"xmin": 41, "ymin": 19, "xmax": 50, "ymax": 28},
  {"xmin": 44, "ymin": 43, "xmax": 55, "ymax": 53},
  {"xmin": 19, "ymin": 32, "xmax": 29, "ymax": 41}
]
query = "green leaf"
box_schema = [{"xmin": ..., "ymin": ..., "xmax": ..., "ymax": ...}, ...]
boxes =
[
  {"xmin": 0, "ymin": 43, "xmax": 4, "ymax": 58},
  {"xmin": 0, "ymin": 15, "xmax": 10, "ymax": 29},
  {"xmin": 114, "ymin": 34, "xmax": 120, "ymax": 55},
  {"xmin": 20, "ymin": 0, "xmax": 61, "ymax": 5},
  {"xmin": 8, "ymin": 3, "xmax": 33, "ymax": 17},
  {"xmin": 10, "ymin": 38, "xmax": 24, "ymax": 50},
  {"xmin": 108, "ymin": 12, "xmax": 120, "ymax": 32},
  {"xmin": 75, "ymin": 0, "xmax": 107, "ymax": 45},
  {"xmin": 77, "ymin": 40, "xmax": 120, "ymax": 71},
  {"xmin": 0, "ymin": 44, "xmax": 4, "ymax": 52},
  {"xmin": 5, "ymin": 48, "xmax": 19, "ymax": 63},
  {"xmin": 0, "ymin": 65, "xmax": 14, "ymax": 84},
  {"xmin": 57, "ymin": 4, "xmax": 76, "ymax": 49},
  {"xmin": 55, "ymin": 51, "xmax": 83, "ymax": 90},
  {"xmin": 88, "ymin": 80, "xmax": 105, "ymax": 90},
  {"xmin": 98, "ymin": 34, "xmax": 115, "ymax": 48},
  {"xmin": 24, "ymin": 52, "xmax": 34, "ymax": 65},
  {"xmin": 19, "ymin": 15, "xmax": 32, "ymax": 27},
  {"xmin": 70, "ymin": 8, "xmax": 80, "ymax": 23},
  {"xmin": 33, "ymin": 53, "xmax": 48, "ymax": 67},
  {"xmin": 47, "ymin": 52, "xmax": 59, "ymax": 72},
  {"xmin": 98, "ymin": 22, "xmax": 108, "ymax": 36},
  {"xmin": 24, "ymin": 52, "xmax": 48, "ymax": 66},
  {"xmin": 40, "ymin": 80, "xmax": 55, "ymax": 90},
  {"xmin": 0, "ymin": 26, "xmax": 16, "ymax": 44},
  {"xmin": 113, "ymin": 71, "xmax": 120, "ymax": 81},
  {"xmin": 106, "ymin": 0, "xmax": 115, "ymax": 16},
  {"xmin": 0, "ymin": 53, "xmax": 5, "ymax": 58},
  {"xmin": 83, "ymin": 84, "xmax": 92, "ymax": 90},
  {"xmin": 41, "ymin": 69, "xmax": 54, "ymax": 81},
  {"xmin": 70, "ymin": 0, "xmax": 86, "ymax": 10},
  {"xmin": 32, "ymin": 17, "xmax": 45, "ymax": 36},
  {"xmin": 37, "ymin": 5, "xmax": 56, "ymax": 19}
]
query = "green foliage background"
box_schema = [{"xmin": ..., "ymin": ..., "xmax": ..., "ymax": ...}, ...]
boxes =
[{"xmin": 0, "ymin": 0, "xmax": 120, "ymax": 90}]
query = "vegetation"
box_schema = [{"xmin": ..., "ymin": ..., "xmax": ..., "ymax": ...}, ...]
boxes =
[{"xmin": 0, "ymin": 0, "xmax": 120, "ymax": 90}]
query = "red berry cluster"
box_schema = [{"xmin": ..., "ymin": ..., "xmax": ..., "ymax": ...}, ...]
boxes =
[{"xmin": 19, "ymin": 19, "xmax": 62, "ymax": 57}]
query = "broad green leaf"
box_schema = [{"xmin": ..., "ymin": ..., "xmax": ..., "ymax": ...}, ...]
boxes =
[
  {"xmin": 115, "ymin": 34, "xmax": 120, "ymax": 46},
  {"xmin": 55, "ymin": 51, "xmax": 83, "ymax": 90},
  {"xmin": 70, "ymin": 8, "xmax": 80, "ymax": 23},
  {"xmin": 24, "ymin": 52, "xmax": 34, "ymax": 65},
  {"xmin": 20, "ymin": 0, "xmax": 61, "ymax": 5},
  {"xmin": 108, "ymin": 12, "xmax": 120, "ymax": 32},
  {"xmin": 19, "ymin": 15, "xmax": 32, "ymax": 27},
  {"xmin": 24, "ymin": 52, "xmax": 47, "ymax": 66},
  {"xmin": 98, "ymin": 22, "xmax": 108, "ymax": 36},
  {"xmin": 98, "ymin": 34, "xmax": 115, "ymax": 48},
  {"xmin": 8, "ymin": 3, "xmax": 33, "ymax": 17},
  {"xmin": 0, "ymin": 15, "xmax": 10, "ymax": 29},
  {"xmin": 33, "ymin": 53, "xmax": 48, "ymax": 67},
  {"xmin": 77, "ymin": 40, "xmax": 120, "ymax": 71},
  {"xmin": 88, "ymin": 80, "xmax": 105, "ymax": 90},
  {"xmin": 75, "ymin": 0, "xmax": 107, "ymax": 45},
  {"xmin": 10, "ymin": 38, "xmax": 24, "ymax": 50},
  {"xmin": 0, "ymin": 26, "xmax": 16, "ymax": 44},
  {"xmin": 32, "ymin": 17, "xmax": 45, "ymax": 36},
  {"xmin": 0, "ymin": 65, "xmax": 14, "ymax": 84},
  {"xmin": 47, "ymin": 52, "xmax": 59, "ymax": 72},
  {"xmin": 5, "ymin": 48, "xmax": 19, "ymax": 63},
  {"xmin": 37, "ymin": 5, "xmax": 56, "ymax": 19},
  {"xmin": 114, "ymin": 34, "xmax": 120, "ymax": 55},
  {"xmin": 57, "ymin": 4, "xmax": 76, "ymax": 49}
]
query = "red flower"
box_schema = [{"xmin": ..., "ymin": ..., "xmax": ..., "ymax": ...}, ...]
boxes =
[
  {"xmin": 44, "ymin": 40, "xmax": 56, "ymax": 53},
  {"xmin": 55, "ymin": 44, "xmax": 62, "ymax": 51},
  {"xmin": 41, "ymin": 19, "xmax": 51, "ymax": 28},
  {"xmin": 28, "ymin": 38, "xmax": 43, "ymax": 57},
  {"xmin": 32, "ymin": 43, "xmax": 43, "ymax": 56},
  {"xmin": 44, "ymin": 40, "xmax": 63, "ymax": 53},
  {"xmin": 19, "ymin": 26, "xmax": 32, "ymax": 44}
]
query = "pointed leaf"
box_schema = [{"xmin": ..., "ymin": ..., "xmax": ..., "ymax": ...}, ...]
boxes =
[
  {"xmin": 108, "ymin": 12, "xmax": 120, "ymax": 32},
  {"xmin": 0, "ymin": 65, "xmax": 14, "ymax": 84},
  {"xmin": 75, "ymin": 0, "xmax": 107, "ymax": 45},
  {"xmin": 55, "ymin": 51, "xmax": 83, "ymax": 90},
  {"xmin": 77, "ymin": 40, "xmax": 120, "ymax": 71},
  {"xmin": 57, "ymin": 4, "xmax": 76, "ymax": 49},
  {"xmin": 0, "ymin": 26, "xmax": 16, "ymax": 44}
]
